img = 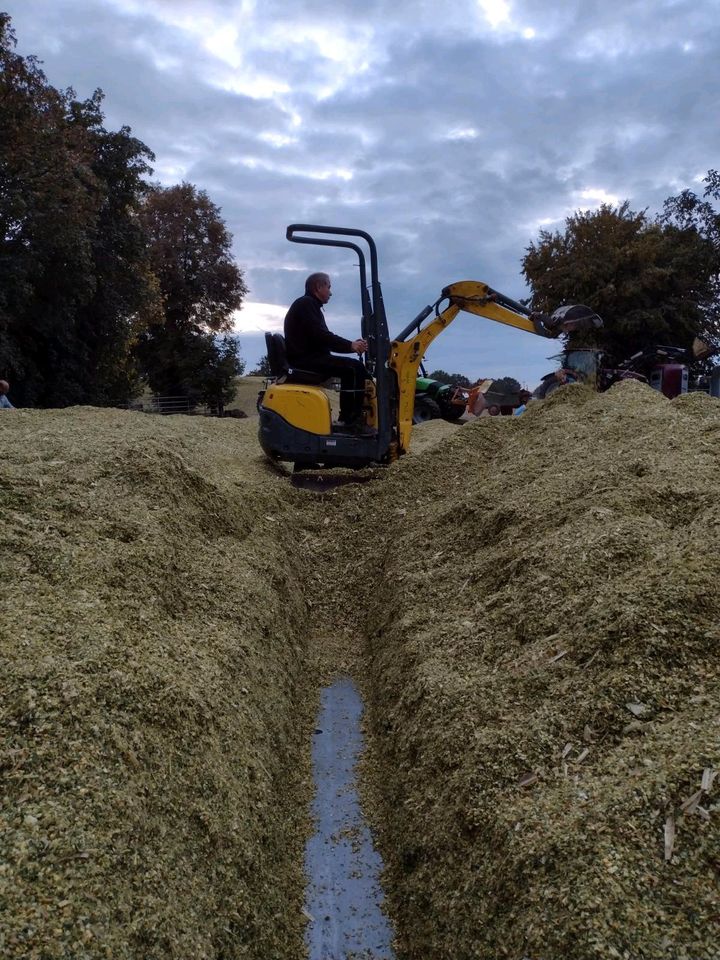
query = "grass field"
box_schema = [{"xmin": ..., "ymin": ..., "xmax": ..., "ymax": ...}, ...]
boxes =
[{"xmin": 228, "ymin": 376, "xmax": 266, "ymax": 415}]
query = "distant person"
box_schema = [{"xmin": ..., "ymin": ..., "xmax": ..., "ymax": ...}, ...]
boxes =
[
  {"xmin": 0, "ymin": 380, "xmax": 14, "ymax": 409},
  {"xmin": 513, "ymin": 390, "xmax": 533, "ymax": 417},
  {"xmin": 284, "ymin": 272, "xmax": 368, "ymax": 428}
]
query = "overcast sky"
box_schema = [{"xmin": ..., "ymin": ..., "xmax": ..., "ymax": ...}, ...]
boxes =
[{"xmin": 5, "ymin": 0, "xmax": 719, "ymax": 386}]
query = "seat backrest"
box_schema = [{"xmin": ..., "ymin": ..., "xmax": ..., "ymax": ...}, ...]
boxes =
[
  {"xmin": 264, "ymin": 331, "xmax": 327, "ymax": 385},
  {"xmin": 265, "ymin": 332, "xmax": 289, "ymax": 378}
]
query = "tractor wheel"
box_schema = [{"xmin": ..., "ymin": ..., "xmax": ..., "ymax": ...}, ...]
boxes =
[
  {"xmin": 440, "ymin": 401, "xmax": 465, "ymax": 422},
  {"xmin": 412, "ymin": 397, "xmax": 442, "ymax": 424}
]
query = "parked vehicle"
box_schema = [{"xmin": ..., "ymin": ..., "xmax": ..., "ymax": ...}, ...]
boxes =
[{"xmin": 535, "ymin": 343, "xmax": 710, "ymax": 400}]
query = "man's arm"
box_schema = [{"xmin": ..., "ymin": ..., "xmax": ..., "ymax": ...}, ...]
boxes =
[{"xmin": 321, "ymin": 327, "xmax": 355, "ymax": 353}]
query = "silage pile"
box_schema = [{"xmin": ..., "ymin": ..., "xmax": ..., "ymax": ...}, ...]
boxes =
[
  {"xmin": 404, "ymin": 418, "xmax": 461, "ymax": 456},
  {"xmin": 351, "ymin": 382, "xmax": 720, "ymax": 960},
  {"xmin": 3, "ymin": 388, "xmax": 719, "ymax": 960},
  {"xmin": 0, "ymin": 409, "xmax": 317, "ymax": 960}
]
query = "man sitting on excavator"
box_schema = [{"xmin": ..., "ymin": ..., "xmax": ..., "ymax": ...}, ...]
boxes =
[{"xmin": 284, "ymin": 272, "xmax": 369, "ymax": 429}]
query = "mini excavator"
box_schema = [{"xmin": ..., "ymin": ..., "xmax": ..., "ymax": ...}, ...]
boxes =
[{"xmin": 258, "ymin": 224, "xmax": 601, "ymax": 470}]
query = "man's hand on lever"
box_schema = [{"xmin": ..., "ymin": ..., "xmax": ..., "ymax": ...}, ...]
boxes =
[{"xmin": 352, "ymin": 338, "xmax": 368, "ymax": 354}]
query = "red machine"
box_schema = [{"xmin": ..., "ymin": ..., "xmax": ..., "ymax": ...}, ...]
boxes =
[
  {"xmin": 650, "ymin": 364, "xmax": 689, "ymax": 398},
  {"xmin": 537, "ymin": 344, "xmax": 704, "ymax": 401}
]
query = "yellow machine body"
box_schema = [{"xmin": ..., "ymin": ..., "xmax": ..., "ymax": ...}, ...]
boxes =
[
  {"xmin": 390, "ymin": 302, "xmax": 461, "ymax": 454},
  {"xmin": 262, "ymin": 384, "xmax": 332, "ymax": 435},
  {"xmin": 363, "ymin": 380, "xmax": 378, "ymax": 429}
]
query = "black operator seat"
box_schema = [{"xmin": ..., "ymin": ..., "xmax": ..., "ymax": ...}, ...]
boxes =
[{"xmin": 264, "ymin": 332, "xmax": 327, "ymax": 385}]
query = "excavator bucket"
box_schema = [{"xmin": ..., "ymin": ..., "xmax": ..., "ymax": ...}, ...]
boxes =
[
  {"xmin": 545, "ymin": 304, "xmax": 603, "ymax": 333},
  {"xmin": 692, "ymin": 336, "xmax": 715, "ymax": 360}
]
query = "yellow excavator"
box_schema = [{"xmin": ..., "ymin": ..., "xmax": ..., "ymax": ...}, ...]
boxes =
[{"xmin": 258, "ymin": 224, "xmax": 601, "ymax": 470}]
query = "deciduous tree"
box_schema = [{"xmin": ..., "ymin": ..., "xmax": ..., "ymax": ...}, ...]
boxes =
[
  {"xmin": 0, "ymin": 14, "xmax": 159, "ymax": 406},
  {"xmin": 74, "ymin": 115, "xmax": 162, "ymax": 404},
  {"xmin": 659, "ymin": 169, "xmax": 720, "ymax": 347},
  {"xmin": 249, "ymin": 354, "xmax": 273, "ymax": 377},
  {"xmin": 199, "ymin": 335, "xmax": 245, "ymax": 415},
  {"xmin": 522, "ymin": 201, "xmax": 716, "ymax": 361},
  {"xmin": 493, "ymin": 376, "xmax": 521, "ymax": 394},
  {"xmin": 137, "ymin": 182, "xmax": 248, "ymax": 399}
]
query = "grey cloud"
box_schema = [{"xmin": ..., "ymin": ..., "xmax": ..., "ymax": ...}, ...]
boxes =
[{"xmin": 4, "ymin": 0, "xmax": 719, "ymax": 379}]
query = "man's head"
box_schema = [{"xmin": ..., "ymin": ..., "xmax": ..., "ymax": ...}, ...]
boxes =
[
  {"xmin": 305, "ymin": 272, "xmax": 332, "ymax": 304},
  {"xmin": 0, "ymin": 380, "xmax": 9, "ymax": 395}
]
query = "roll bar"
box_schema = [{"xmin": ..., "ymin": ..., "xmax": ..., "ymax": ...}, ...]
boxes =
[
  {"xmin": 286, "ymin": 231, "xmax": 373, "ymax": 350},
  {"xmin": 285, "ymin": 224, "xmax": 393, "ymax": 450}
]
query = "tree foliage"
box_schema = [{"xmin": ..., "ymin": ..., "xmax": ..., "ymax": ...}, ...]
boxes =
[
  {"xmin": 134, "ymin": 326, "xmax": 245, "ymax": 407},
  {"xmin": 494, "ymin": 376, "xmax": 521, "ymax": 394},
  {"xmin": 522, "ymin": 200, "xmax": 717, "ymax": 361},
  {"xmin": 136, "ymin": 183, "xmax": 248, "ymax": 400},
  {"xmin": 139, "ymin": 182, "xmax": 247, "ymax": 333},
  {"xmin": 0, "ymin": 14, "xmax": 160, "ymax": 406},
  {"xmin": 249, "ymin": 354, "xmax": 273, "ymax": 377},
  {"xmin": 659, "ymin": 170, "xmax": 720, "ymax": 346},
  {"xmin": 199, "ymin": 335, "xmax": 245, "ymax": 414},
  {"xmin": 427, "ymin": 369, "xmax": 472, "ymax": 388},
  {"xmin": 0, "ymin": 15, "xmax": 249, "ymax": 409}
]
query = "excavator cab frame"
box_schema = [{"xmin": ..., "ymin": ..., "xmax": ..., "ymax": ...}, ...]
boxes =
[{"xmin": 258, "ymin": 225, "xmax": 399, "ymax": 469}]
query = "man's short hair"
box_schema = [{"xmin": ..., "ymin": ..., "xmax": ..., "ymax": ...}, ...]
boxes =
[
  {"xmin": 0, "ymin": 380, "xmax": 8, "ymax": 393},
  {"xmin": 305, "ymin": 272, "xmax": 330, "ymax": 296}
]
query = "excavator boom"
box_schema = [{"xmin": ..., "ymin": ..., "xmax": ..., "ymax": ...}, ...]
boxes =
[
  {"xmin": 443, "ymin": 282, "xmax": 542, "ymax": 335},
  {"xmin": 390, "ymin": 281, "xmax": 602, "ymax": 454}
]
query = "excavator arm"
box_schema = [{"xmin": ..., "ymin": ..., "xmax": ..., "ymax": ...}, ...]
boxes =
[{"xmin": 389, "ymin": 281, "xmax": 601, "ymax": 454}]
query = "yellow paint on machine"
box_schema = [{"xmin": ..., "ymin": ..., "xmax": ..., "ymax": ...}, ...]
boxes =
[
  {"xmin": 264, "ymin": 385, "xmax": 332, "ymax": 435},
  {"xmin": 389, "ymin": 302, "xmax": 461, "ymax": 454}
]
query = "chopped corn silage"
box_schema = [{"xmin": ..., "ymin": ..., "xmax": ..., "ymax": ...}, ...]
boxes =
[
  {"xmin": 348, "ymin": 383, "xmax": 720, "ymax": 960},
  {"xmin": 0, "ymin": 409, "xmax": 317, "ymax": 960},
  {"xmin": 2, "ymin": 389, "xmax": 720, "ymax": 960}
]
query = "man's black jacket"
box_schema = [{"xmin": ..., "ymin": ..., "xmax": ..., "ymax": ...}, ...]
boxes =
[{"xmin": 284, "ymin": 294, "xmax": 353, "ymax": 367}]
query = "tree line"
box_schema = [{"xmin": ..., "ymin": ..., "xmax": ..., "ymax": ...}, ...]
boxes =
[
  {"xmin": 0, "ymin": 13, "xmax": 246, "ymax": 410},
  {"xmin": 2, "ymin": 12, "xmax": 718, "ymax": 406}
]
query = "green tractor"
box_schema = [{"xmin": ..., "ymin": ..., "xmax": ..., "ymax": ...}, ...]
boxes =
[{"xmin": 413, "ymin": 375, "xmax": 468, "ymax": 423}]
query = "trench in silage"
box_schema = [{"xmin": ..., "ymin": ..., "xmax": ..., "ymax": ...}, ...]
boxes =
[{"xmin": 303, "ymin": 675, "xmax": 396, "ymax": 960}]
